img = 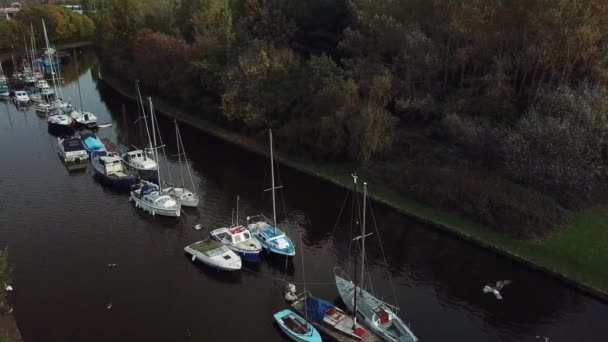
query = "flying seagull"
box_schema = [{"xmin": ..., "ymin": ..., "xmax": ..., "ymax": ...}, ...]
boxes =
[
  {"xmin": 108, "ymin": 263, "xmax": 117, "ymax": 268},
  {"xmin": 106, "ymin": 303, "xmax": 113, "ymax": 310},
  {"xmin": 536, "ymin": 336, "xmax": 549, "ymax": 342},
  {"xmin": 482, "ymin": 280, "xmax": 511, "ymax": 300},
  {"xmin": 194, "ymin": 224, "xmax": 202, "ymax": 230}
]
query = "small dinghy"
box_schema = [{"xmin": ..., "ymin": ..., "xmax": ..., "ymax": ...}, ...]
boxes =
[
  {"xmin": 57, "ymin": 136, "xmax": 88, "ymax": 169},
  {"xmin": 79, "ymin": 130, "xmax": 107, "ymax": 158},
  {"xmin": 91, "ymin": 152, "xmax": 138, "ymax": 190},
  {"xmin": 273, "ymin": 309, "xmax": 322, "ymax": 342},
  {"xmin": 184, "ymin": 239, "xmax": 242, "ymax": 271},
  {"xmin": 210, "ymin": 225, "xmax": 262, "ymax": 262}
]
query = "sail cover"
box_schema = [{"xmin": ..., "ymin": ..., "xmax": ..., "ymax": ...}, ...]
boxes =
[{"xmin": 304, "ymin": 296, "xmax": 334, "ymax": 322}]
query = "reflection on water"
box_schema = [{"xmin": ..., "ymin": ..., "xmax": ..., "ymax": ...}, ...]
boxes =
[{"xmin": 0, "ymin": 48, "xmax": 605, "ymax": 342}]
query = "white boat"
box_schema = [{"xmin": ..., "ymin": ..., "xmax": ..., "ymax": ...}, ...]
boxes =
[
  {"xmin": 11, "ymin": 90, "xmax": 30, "ymax": 104},
  {"xmin": 36, "ymin": 79, "xmax": 50, "ymax": 90},
  {"xmin": 129, "ymin": 97, "xmax": 181, "ymax": 218},
  {"xmin": 69, "ymin": 110, "xmax": 98, "ymax": 129},
  {"xmin": 210, "ymin": 225, "xmax": 262, "ymax": 262},
  {"xmin": 46, "ymin": 107, "xmax": 74, "ymax": 135},
  {"xmin": 130, "ymin": 181, "xmax": 181, "ymax": 217},
  {"xmin": 69, "ymin": 53, "xmax": 98, "ymax": 130},
  {"xmin": 57, "ymin": 136, "xmax": 88, "ymax": 165},
  {"xmin": 184, "ymin": 239, "xmax": 242, "ymax": 271},
  {"xmin": 335, "ymin": 179, "xmax": 418, "ymax": 342},
  {"xmin": 121, "ymin": 82, "xmax": 158, "ymax": 179},
  {"xmin": 161, "ymin": 120, "xmax": 199, "ymax": 207},
  {"xmin": 36, "ymin": 102, "xmax": 51, "ymax": 113}
]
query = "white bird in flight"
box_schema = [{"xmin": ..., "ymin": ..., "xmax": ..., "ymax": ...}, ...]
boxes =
[
  {"xmin": 483, "ymin": 280, "xmax": 511, "ymax": 300},
  {"xmin": 536, "ymin": 336, "xmax": 549, "ymax": 342},
  {"xmin": 106, "ymin": 303, "xmax": 113, "ymax": 310},
  {"xmin": 194, "ymin": 224, "xmax": 202, "ymax": 230}
]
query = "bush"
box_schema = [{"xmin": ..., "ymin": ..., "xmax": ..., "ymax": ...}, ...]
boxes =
[
  {"xmin": 0, "ymin": 248, "xmax": 12, "ymax": 311},
  {"xmin": 373, "ymin": 163, "xmax": 570, "ymax": 239}
]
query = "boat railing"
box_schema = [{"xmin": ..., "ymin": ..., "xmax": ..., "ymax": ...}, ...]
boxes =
[{"xmin": 246, "ymin": 213, "xmax": 275, "ymax": 226}]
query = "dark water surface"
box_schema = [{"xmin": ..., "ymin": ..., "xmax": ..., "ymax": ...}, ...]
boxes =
[{"xmin": 0, "ymin": 51, "xmax": 606, "ymax": 342}]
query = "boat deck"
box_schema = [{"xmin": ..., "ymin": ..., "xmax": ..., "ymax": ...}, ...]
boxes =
[
  {"xmin": 189, "ymin": 240, "xmax": 223, "ymax": 253},
  {"xmin": 292, "ymin": 298, "xmax": 382, "ymax": 342}
]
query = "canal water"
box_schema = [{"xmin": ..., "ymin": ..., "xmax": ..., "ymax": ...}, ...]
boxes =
[{"xmin": 0, "ymin": 50, "xmax": 606, "ymax": 342}]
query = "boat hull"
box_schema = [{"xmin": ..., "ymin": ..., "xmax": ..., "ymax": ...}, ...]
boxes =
[
  {"xmin": 184, "ymin": 243, "xmax": 241, "ymax": 271},
  {"xmin": 274, "ymin": 309, "xmax": 322, "ymax": 342},
  {"xmin": 233, "ymin": 248, "xmax": 260, "ymax": 262},
  {"xmin": 47, "ymin": 122, "xmax": 74, "ymax": 136}
]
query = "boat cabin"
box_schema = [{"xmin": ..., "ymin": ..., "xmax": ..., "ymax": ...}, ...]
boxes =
[
  {"xmin": 123, "ymin": 150, "xmax": 157, "ymax": 170},
  {"xmin": 217, "ymin": 226, "xmax": 253, "ymax": 245},
  {"xmin": 98, "ymin": 154, "xmax": 127, "ymax": 176},
  {"xmin": 36, "ymin": 80, "xmax": 50, "ymax": 89},
  {"xmin": 61, "ymin": 137, "xmax": 85, "ymax": 152}
]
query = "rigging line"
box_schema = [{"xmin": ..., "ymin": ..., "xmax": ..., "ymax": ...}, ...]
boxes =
[
  {"xmin": 240, "ymin": 266, "xmax": 335, "ymax": 285},
  {"xmin": 272, "ymin": 134, "xmax": 289, "ymax": 227},
  {"xmin": 369, "ymin": 198, "xmax": 399, "ymax": 307}
]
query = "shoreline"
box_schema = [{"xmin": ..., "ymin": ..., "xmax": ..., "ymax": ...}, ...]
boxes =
[
  {"xmin": 0, "ymin": 312, "xmax": 22, "ymax": 342},
  {"xmin": 0, "ymin": 40, "xmax": 93, "ymax": 64},
  {"xmin": 98, "ymin": 69, "xmax": 608, "ymax": 303}
]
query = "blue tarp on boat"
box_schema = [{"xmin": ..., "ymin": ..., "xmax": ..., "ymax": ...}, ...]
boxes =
[
  {"xmin": 84, "ymin": 136, "xmax": 104, "ymax": 150},
  {"xmin": 304, "ymin": 296, "xmax": 333, "ymax": 322}
]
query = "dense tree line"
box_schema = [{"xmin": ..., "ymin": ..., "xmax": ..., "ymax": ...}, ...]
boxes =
[
  {"xmin": 95, "ymin": 0, "xmax": 608, "ymax": 238},
  {"xmin": 0, "ymin": 5, "xmax": 94, "ymax": 54}
]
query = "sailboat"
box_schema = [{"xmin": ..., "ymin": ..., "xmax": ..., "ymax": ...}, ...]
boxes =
[
  {"xmin": 120, "ymin": 82, "xmax": 158, "ymax": 180},
  {"xmin": 0, "ymin": 62, "xmax": 9, "ymax": 99},
  {"xmin": 129, "ymin": 97, "xmax": 181, "ymax": 218},
  {"xmin": 41, "ymin": 19, "xmax": 72, "ymax": 112},
  {"xmin": 161, "ymin": 120, "xmax": 198, "ymax": 207},
  {"xmin": 68, "ymin": 51, "xmax": 98, "ymax": 129},
  {"xmin": 334, "ymin": 178, "xmax": 418, "ymax": 342},
  {"xmin": 247, "ymin": 129, "xmax": 296, "ymax": 257},
  {"xmin": 210, "ymin": 196, "xmax": 263, "ymax": 262}
]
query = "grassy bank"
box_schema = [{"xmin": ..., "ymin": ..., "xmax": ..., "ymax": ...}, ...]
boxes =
[{"xmin": 100, "ymin": 71, "xmax": 608, "ymax": 297}]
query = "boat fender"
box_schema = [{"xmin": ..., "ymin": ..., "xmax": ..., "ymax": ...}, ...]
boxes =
[
  {"xmin": 284, "ymin": 283, "xmax": 297, "ymax": 302},
  {"xmin": 191, "ymin": 255, "xmax": 196, "ymax": 262}
]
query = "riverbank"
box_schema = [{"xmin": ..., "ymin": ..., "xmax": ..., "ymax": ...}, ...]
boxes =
[
  {"xmin": 0, "ymin": 313, "xmax": 22, "ymax": 342},
  {"xmin": 0, "ymin": 40, "xmax": 92, "ymax": 63},
  {"xmin": 99, "ymin": 70, "xmax": 608, "ymax": 300}
]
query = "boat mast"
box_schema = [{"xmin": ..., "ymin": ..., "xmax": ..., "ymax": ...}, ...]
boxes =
[
  {"xmin": 148, "ymin": 97, "xmax": 160, "ymax": 186},
  {"xmin": 352, "ymin": 174, "xmax": 359, "ymax": 328},
  {"xmin": 42, "ymin": 19, "xmax": 59, "ymax": 99},
  {"xmin": 136, "ymin": 82, "xmax": 153, "ymax": 160},
  {"xmin": 360, "ymin": 182, "xmax": 367, "ymax": 297},
  {"xmin": 176, "ymin": 122, "xmax": 196, "ymax": 196},
  {"xmin": 175, "ymin": 120, "xmax": 185, "ymax": 187},
  {"xmin": 74, "ymin": 50, "xmax": 84, "ymax": 113},
  {"xmin": 236, "ymin": 195, "xmax": 239, "ymax": 226},
  {"xmin": 269, "ymin": 129, "xmax": 279, "ymax": 234}
]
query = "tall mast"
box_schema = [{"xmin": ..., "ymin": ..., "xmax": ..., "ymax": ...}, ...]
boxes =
[
  {"xmin": 269, "ymin": 129, "xmax": 277, "ymax": 234},
  {"xmin": 352, "ymin": 174, "xmax": 359, "ymax": 327},
  {"xmin": 74, "ymin": 50, "xmax": 84, "ymax": 112},
  {"xmin": 361, "ymin": 182, "xmax": 367, "ymax": 293},
  {"xmin": 42, "ymin": 19, "xmax": 58, "ymax": 98},
  {"xmin": 176, "ymin": 122, "xmax": 196, "ymax": 196},
  {"xmin": 136, "ymin": 82, "xmax": 153, "ymax": 159},
  {"xmin": 175, "ymin": 120, "xmax": 185, "ymax": 187},
  {"xmin": 148, "ymin": 97, "xmax": 160, "ymax": 186},
  {"xmin": 236, "ymin": 195, "xmax": 239, "ymax": 226}
]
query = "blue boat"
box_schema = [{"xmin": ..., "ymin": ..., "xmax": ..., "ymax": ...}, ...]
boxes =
[
  {"xmin": 247, "ymin": 130, "xmax": 296, "ymax": 257},
  {"xmin": 273, "ymin": 309, "xmax": 322, "ymax": 342},
  {"xmin": 79, "ymin": 130, "xmax": 107, "ymax": 158},
  {"xmin": 248, "ymin": 215, "xmax": 295, "ymax": 257},
  {"xmin": 91, "ymin": 152, "xmax": 138, "ymax": 189}
]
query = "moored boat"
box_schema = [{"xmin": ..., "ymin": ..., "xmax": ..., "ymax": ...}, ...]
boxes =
[
  {"xmin": 47, "ymin": 107, "xmax": 74, "ymax": 136},
  {"xmin": 57, "ymin": 136, "xmax": 88, "ymax": 167},
  {"xmin": 70, "ymin": 110, "xmax": 98, "ymax": 129},
  {"xmin": 273, "ymin": 309, "xmax": 322, "ymax": 342},
  {"xmin": 292, "ymin": 292, "xmax": 380, "ymax": 342},
  {"xmin": 184, "ymin": 239, "xmax": 242, "ymax": 271},
  {"xmin": 130, "ymin": 181, "xmax": 181, "ymax": 217},
  {"xmin": 79, "ymin": 130, "xmax": 107, "ymax": 158},
  {"xmin": 121, "ymin": 149, "xmax": 158, "ymax": 180},
  {"xmin": 210, "ymin": 225, "xmax": 262, "ymax": 262},
  {"xmin": 91, "ymin": 152, "xmax": 138, "ymax": 189},
  {"xmin": 248, "ymin": 129, "xmax": 296, "ymax": 257}
]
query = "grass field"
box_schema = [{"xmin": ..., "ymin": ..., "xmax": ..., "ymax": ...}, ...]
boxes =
[{"xmin": 103, "ymin": 72, "xmax": 608, "ymax": 294}]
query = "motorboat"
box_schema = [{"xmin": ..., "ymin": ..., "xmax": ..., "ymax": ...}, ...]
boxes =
[
  {"xmin": 91, "ymin": 152, "xmax": 138, "ymax": 190},
  {"xmin": 35, "ymin": 101, "xmax": 51, "ymax": 113},
  {"xmin": 69, "ymin": 110, "xmax": 98, "ymax": 129},
  {"xmin": 11, "ymin": 90, "xmax": 30, "ymax": 104},
  {"xmin": 78, "ymin": 130, "xmax": 107, "ymax": 158},
  {"xmin": 57, "ymin": 136, "xmax": 88, "ymax": 166},
  {"xmin": 184, "ymin": 239, "xmax": 242, "ymax": 271},
  {"xmin": 46, "ymin": 107, "xmax": 74, "ymax": 135},
  {"xmin": 210, "ymin": 225, "xmax": 262, "ymax": 262}
]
